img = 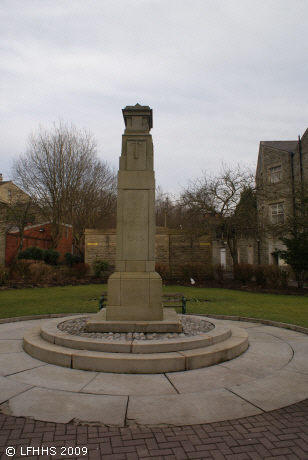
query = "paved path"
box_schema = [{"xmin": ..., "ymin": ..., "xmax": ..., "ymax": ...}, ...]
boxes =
[{"xmin": 1, "ymin": 317, "xmax": 308, "ymax": 458}]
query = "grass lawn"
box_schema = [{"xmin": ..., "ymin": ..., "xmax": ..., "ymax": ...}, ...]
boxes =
[{"xmin": 0, "ymin": 284, "xmax": 307, "ymax": 327}]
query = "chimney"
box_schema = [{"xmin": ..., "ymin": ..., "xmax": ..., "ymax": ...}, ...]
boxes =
[{"xmin": 0, "ymin": 174, "xmax": 3, "ymax": 181}]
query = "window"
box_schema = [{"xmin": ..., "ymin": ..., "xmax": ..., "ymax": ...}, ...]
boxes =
[
  {"xmin": 270, "ymin": 203, "xmax": 284, "ymax": 223},
  {"xmin": 269, "ymin": 165, "xmax": 282, "ymax": 183}
]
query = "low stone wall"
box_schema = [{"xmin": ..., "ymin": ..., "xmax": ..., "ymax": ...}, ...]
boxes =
[{"xmin": 85, "ymin": 227, "xmax": 212, "ymax": 276}]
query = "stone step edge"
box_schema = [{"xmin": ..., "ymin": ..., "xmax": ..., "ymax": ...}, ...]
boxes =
[
  {"xmin": 23, "ymin": 326, "xmax": 248, "ymax": 374},
  {"xmin": 40, "ymin": 315, "xmax": 232, "ymax": 354}
]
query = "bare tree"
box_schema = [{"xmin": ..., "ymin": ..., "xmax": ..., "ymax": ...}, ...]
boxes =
[
  {"xmin": 155, "ymin": 186, "xmax": 185, "ymax": 229},
  {"xmin": 180, "ymin": 163, "xmax": 257, "ymax": 265},
  {"xmin": 12, "ymin": 121, "xmax": 107, "ymax": 249},
  {"xmin": 5, "ymin": 198, "xmax": 37, "ymax": 275},
  {"xmin": 72, "ymin": 160, "xmax": 117, "ymax": 257}
]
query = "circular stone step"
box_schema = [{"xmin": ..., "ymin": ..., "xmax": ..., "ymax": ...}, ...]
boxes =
[
  {"xmin": 40, "ymin": 315, "xmax": 232, "ymax": 353},
  {"xmin": 23, "ymin": 316, "xmax": 249, "ymax": 374}
]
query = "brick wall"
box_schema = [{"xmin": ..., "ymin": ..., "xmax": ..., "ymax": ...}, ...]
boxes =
[{"xmin": 5, "ymin": 223, "xmax": 73, "ymax": 265}]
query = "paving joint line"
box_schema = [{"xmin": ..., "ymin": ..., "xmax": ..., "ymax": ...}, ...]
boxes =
[
  {"xmin": 225, "ymin": 387, "xmax": 266, "ymax": 413},
  {"xmin": 164, "ymin": 373, "xmax": 180, "ymax": 394},
  {"xmin": 124, "ymin": 395, "xmax": 130, "ymax": 428},
  {"xmin": 3, "ymin": 363, "xmax": 48, "ymax": 377},
  {"xmin": 78, "ymin": 372, "xmax": 100, "ymax": 393}
]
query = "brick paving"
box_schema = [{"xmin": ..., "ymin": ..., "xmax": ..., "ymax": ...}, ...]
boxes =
[{"xmin": 1, "ymin": 399, "xmax": 308, "ymax": 460}]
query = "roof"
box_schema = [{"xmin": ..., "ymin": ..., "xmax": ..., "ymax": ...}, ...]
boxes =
[
  {"xmin": 0, "ymin": 181, "xmax": 11, "ymax": 186},
  {"xmin": 261, "ymin": 141, "xmax": 298, "ymax": 153},
  {"xmin": 7, "ymin": 221, "xmax": 72, "ymax": 234}
]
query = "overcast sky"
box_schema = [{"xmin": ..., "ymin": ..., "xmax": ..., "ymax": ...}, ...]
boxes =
[{"xmin": 1, "ymin": 0, "xmax": 308, "ymax": 196}]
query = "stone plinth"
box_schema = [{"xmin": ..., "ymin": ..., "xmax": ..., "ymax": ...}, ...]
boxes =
[
  {"xmin": 86, "ymin": 308, "xmax": 182, "ymax": 333},
  {"xmin": 86, "ymin": 104, "xmax": 181, "ymax": 333}
]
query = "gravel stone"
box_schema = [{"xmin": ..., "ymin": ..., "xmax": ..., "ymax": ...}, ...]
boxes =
[{"xmin": 57, "ymin": 315, "xmax": 214, "ymax": 340}]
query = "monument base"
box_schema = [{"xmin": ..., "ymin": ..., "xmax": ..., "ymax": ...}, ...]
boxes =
[
  {"xmin": 106, "ymin": 271, "xmax": 163, "ymax": 322},
  {"xmin": 85, "ymin": 308, "xmax": 182, "ymax": 333}
]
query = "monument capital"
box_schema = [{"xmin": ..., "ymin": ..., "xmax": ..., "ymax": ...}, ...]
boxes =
[{"xmin": 122, "ymin": 103, "xmax": 153, "ymax": 133}]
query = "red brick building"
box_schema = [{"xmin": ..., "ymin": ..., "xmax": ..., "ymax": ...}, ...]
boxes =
[{"xmin": 5, "ymin": 222, "xmax": 73, "ymax": 266}]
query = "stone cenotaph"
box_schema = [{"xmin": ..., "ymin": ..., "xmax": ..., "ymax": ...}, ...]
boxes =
[{"xmin": 86, "ymin": 104, "xmax": 181, "ymax": 333}]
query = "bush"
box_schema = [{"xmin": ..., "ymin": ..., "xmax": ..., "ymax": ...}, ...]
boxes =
[
  {"xmin": 180, "ymin": 262, "xmax": 212, "ymax": 281},
  {"xmin": 92, "ymin": 259, "xmax": 110, "ymax": 277},
  {"xmin": 69, "ymin": 263, "xmax": 91, "ymax": 278},
  {"xmin": 44, "ymin": 249, "xmax": 60, "ymax": 266},
  {"xmin": 279, "ymin": 266, "xmax": 290, "ymax": 288},
  {"xmin": 12, "ymin": 260, "xmax": 32, "ymax": 278},
  {"xmin": 0, "ymin": 266, "xmax": 9, "ymax": 286},
  {"xmin": 265, "ymin": 265, "xmax": 281, "ymax": 288},
  {"xmin": 253, "ymin": 264, "xmax": 267, "ymax": 286},
  {"xmin": 214, "ymin": 264, "xmax": 224, "ymax": 283},
  {"xmin": 18, "ymin": 246, "xmax": 60, "ymax": 265},
  {"xmin": 28, "ymin": 262, "xmax": 53, "ymax": 283},
  {"xmin": 265, "ymin": 265, "xmax": 290, "ymax": 288},
  {"xmin": 19, "ymin": 246, "xmax": 45, "ymax": 261},
  {"xmin": 64, "ymin": 252, "xmax": 82, "ymax": 268},
  {"xmin": 155, "ymin": 263, "xmax": 170, "ymax": 279},
  {"xmin": 234, "ymin": 264, "xmax": 254, "ymax": 285}
]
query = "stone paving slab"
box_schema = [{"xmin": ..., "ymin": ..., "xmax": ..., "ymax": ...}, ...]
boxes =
[
  {"xmin": 255, "ymin": 324, "xmax": 308, "ymax": 339},
  {"xmin": 0, "ymin": 319, "xmax": 49, "ymax": 339},
  {"xmin": 0, "ymin": 339, "xmax": 23, "ymax": 354},
  {"xmin": 245, "ymin": 338, "xmax": 293, "ymax": 360},
  {"xmin": 243, "ymin": 328, "xmax": 286, "ymax": 342},
  {"xmin": 7, "ymin": 364, "xmax": 98, "ymax": 392},
  {"xmin": 219, "ymin": 340, "xmax": 292, "ymax": 378},
  {"xmin": 7, "ymin": 387, "xmax": 128, "ymax": 425},
  {"xmin": 0, "ymin": 351, "xmax": 45, "ymax": 376},
  {"xmin": 0, "ymin": 376, "xmax": 32, "ymax": 404},
  {"xmin": 81, "ymin": 372, "xmax": 178, "ymax": 395},
  {"xmin": 126, "ymin": 389, "xmax": 262, "ymax": 426},
  {"xmin": 166, "ymin": 364, "xmax": 255, "ymax": 393},
  {"xmin": 230, "ymin": 368, "xmax": 308, "ymax": 411},
  {"xmin": 220, "ymin": 319, "xmax": 263, "ymax": 328}
]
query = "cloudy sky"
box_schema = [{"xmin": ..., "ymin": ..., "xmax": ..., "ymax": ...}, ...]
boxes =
[{"xmin": 1, "ymin": 0, "xmax": 308, "ymax": 196}]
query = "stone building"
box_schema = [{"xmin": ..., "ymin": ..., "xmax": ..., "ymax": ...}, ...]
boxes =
[
  {"xmin": 0, "ymin": 175, "xmax": 31, "ymax": 265},
  {"xmin": 0, "ymin": 174, "xmax": 74, "ymax": 266},
  {"xmin": 255, "ymin": 128, "xmax": 308, "ymax": 265}
]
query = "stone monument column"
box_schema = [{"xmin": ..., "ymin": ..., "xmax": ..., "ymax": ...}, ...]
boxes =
[
  {"xmin": 86, "ymin": 104, "xmax": 181, "ymax": 333},
  {"xmin": 107, "ymin": 104, "xmax": 163, "ymax": 322}
]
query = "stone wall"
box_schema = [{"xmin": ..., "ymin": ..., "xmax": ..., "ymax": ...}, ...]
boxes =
[
  {"xmin": 85, "ymin": 227, "xmax": 213, "ymax": 276},
  {"xmin": 85, "ymin": 229, "xmax": 117, "ymax": 269}
]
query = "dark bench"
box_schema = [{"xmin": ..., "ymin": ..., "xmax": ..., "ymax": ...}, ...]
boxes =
[
  {"xmin": 162, "ymin": 292, "xmax": 186, "ymax": 314},
  {"xmin": 99, "ymin": 291, "xmax": 186, "ymax": 314}
]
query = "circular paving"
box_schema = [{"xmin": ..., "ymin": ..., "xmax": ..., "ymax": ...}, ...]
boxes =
[{"xmin": 0, "ymin": 316, "xmax": 308, "ymax": 426}]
